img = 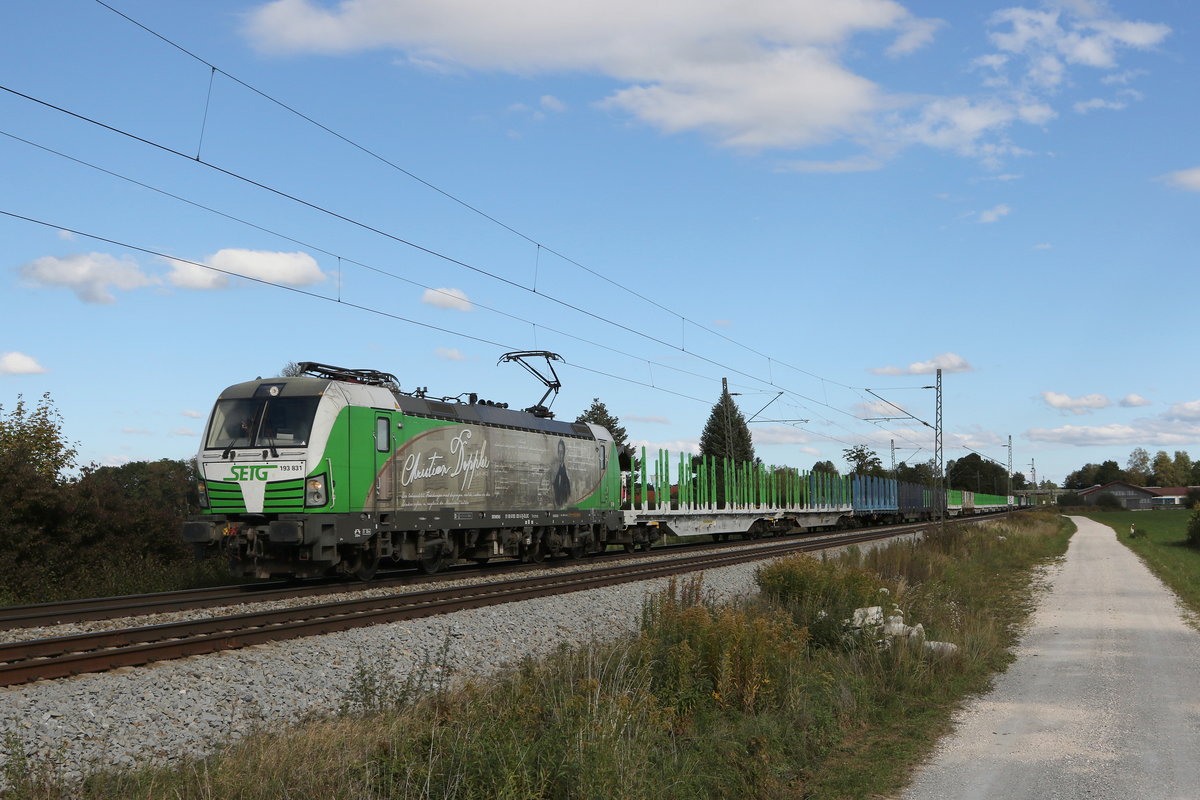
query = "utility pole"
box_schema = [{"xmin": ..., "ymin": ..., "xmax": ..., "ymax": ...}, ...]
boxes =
[
  {"xmin": 1007, "ymin": 434, "xmax": 1013, "ymax": 498},
  {"xmin": 934, "ymin": 368, "xmax": 944, "ymax": 532},
  {"xmin": 1029, "ymin": 458, "xmax": 1037, "ymax": 502},
  {"xmin": 890, "ymin": 439, "xmax": 896, "ymax": 476}
]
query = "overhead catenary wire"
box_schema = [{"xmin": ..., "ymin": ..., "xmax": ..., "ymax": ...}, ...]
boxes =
[
  {"xmin": 90, "ymin": 0, "xmax": 862, "ymax": 394},
  {"xmin": 1, "ymin": 0, "xmax": 961, "ymax": 458},
  {"xmin": 0, "ymin": 81, "xmax": 900, "ymax": 448}
]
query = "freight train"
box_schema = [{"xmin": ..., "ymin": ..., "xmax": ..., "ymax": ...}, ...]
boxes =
[{"xmin": 182, "ymin": 361, "xmax": 1014, "ymax": 579}]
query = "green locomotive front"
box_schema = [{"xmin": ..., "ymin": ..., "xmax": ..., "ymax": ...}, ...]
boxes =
[{"xmin": 183, "ymin": 363, "xmax": 623, "ymax": 578}]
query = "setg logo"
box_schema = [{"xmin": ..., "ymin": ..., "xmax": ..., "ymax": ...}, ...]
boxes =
[{"xmin": 229, "ymin": 465, "xmax": 278, "ymax": 481}]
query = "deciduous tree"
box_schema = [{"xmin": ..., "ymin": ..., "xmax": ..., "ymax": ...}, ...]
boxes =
[{"xmin": 842, "ymin": 444, "xmax": 884, "ymax": 477}]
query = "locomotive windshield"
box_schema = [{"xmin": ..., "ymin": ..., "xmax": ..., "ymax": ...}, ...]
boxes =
[{"xmin": 204, "ymin": 396, "xmax": 321, "ymax": 450}]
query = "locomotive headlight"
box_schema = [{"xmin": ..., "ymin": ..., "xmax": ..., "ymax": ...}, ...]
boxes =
[
  {"xmin": 305, "ymin": 474, "xmax": 328, "ymax": 507},
  {"xmin": 197, "ymin": 482, "xmax": 210, "ymax": 510}
]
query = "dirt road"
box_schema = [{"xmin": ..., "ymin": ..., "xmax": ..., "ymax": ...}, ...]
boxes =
[{"xmin": 902, "ymin": 515, "xmax": 1200, "ymax": 800}]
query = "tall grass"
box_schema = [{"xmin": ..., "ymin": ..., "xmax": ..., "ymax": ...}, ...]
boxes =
[{"xmin": 6, "ymin": 511, "xmax": 1070, "ymax": 800}]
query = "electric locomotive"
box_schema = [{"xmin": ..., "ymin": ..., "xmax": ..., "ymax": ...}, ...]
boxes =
[{"xmin": 183, "ymin": 361, "xmax": 623, "ymax": 578}]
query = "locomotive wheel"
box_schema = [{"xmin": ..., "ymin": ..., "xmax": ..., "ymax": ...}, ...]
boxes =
[
  {"xmin": 418, "ymin": 553, "xmax": 448, "ymax": 574},
  {"xmin": 623, "ymin": 543, "xmax": 636, "ymax": 554},
  {"xmin": 352, "ymin": 537, "xmax": 382, "ymax": 581}
]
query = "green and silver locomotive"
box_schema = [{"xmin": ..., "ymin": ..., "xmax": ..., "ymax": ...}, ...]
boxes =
[{"xmin": 183, "ymin": 362, "xmax": 623, "ymax": 578}]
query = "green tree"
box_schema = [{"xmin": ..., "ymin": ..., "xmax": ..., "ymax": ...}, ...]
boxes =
[
  {"xmin": 1063, "ymin": 463, "xmax": 1101, "ymax": 490},
  {"xmin": 1011, "ymin": 471, "xmax": 1029, "ymax": 490},
  {"xmin": 895, "ymin": 460, "xmax": 935, "ymax": 486},
  {"xmin": 698, "ymin": 382, "xmax": 755, "ymax": 508},
  {"xmin": 280, "ymin": 361, "xmax": 305, "ymax": 377},
  {"xmin": 1151, "ymin": 450, "xmax": 1181, "ymax": 487},
  {"xmin": 0, "ymin": 394, "xmax": 81, "ymax": 602},
  {"xmin": 0, "ymin": 393, "xmax": 77, "ymax": 481},
  {"xmin": 946, "ymin": 453, "xmax": 1008, "ymax": 494},
  {"xmin": 811, "ymin": 460, "xmax": 838, "ymax": 475},
  {"xmin": 842, "ymin": 444, "xmax": 884, "ymax": 477},
  {"xmin": 1172, "ymin": 451, "xmax": 1193, "ymax": 486},
  {"xmin": 577, "ymin": 397, "xmax": 634, "ymax": 470},
  {"xmin": 698, "ymin": 383, "xmax": 755, "ymax": 464},
  {"xmin": 1126, "ymin": 447, "xmax": 1151, "ymax": 486},
  {"xmin": 1094, "ymin": 460, "xmax": 1125, "ymax": 486},
  {"xmin": 576, "ymin": 398, "xmax": 628, "ymax": 452}
]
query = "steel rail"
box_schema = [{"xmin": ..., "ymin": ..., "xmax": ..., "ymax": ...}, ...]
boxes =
[
  {"xmin": 0, "ymin": 524, "xmax": 928, "ymax": 631},
  {"xmin": 0, "ymin": 527, "xmax": 907, "ymax": 686}
]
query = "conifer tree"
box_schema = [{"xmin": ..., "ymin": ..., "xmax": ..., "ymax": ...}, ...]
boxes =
[
  {"xmin": 698, "ymin": 381, "xmax": 755, "ymax": 463},
  {"xmin": 576, "ymin": 398, "xmax": 635, "ymax": 469}
]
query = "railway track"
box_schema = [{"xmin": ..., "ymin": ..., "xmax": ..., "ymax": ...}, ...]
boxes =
[
  {"xmin": 0, "ymin": 521, "xmax": 940, "ymax": 631},
  {"xmin": 0, "ymin": 527, "xmax": 911, "ymax": 686}
]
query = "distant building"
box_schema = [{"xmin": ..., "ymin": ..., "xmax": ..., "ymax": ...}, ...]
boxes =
[{"xmin": 1077, "ymin": 481, "xmax": 1198, "ymax": 510}]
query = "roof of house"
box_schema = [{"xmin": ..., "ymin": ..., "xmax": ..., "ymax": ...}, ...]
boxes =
[
  {"xmin": 1077, "ymin": 481, "xmax": 1155, "ymax": 497},
  {"xmin": 1142, "ymin": 486, "xmax": 1199, "ymax": 497}
]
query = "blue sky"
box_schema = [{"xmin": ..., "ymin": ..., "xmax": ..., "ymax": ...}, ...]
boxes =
[{"xmin": 1, "ymin": 0, "xmax": 1196, "ymax": 487}]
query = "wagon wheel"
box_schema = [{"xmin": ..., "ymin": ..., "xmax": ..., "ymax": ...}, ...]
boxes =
[
  {"xmin": 527, "ymin": 539, "xmax": 546, "ymax": 563},
  {"xmin": 623, "ymin": 543, "xmax": 636, "ymax": 554},
  {"xmin": 566, "ymin": 539, "xmax": 587, "ymax": 560}
]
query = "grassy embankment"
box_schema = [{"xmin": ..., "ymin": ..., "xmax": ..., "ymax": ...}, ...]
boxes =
[
  {"xmin": 4, "ymin": 511, "xmax": 1071, "ymax": 800},
  {"xmin": 1079, "ymin": 508, "xmax": 1200, "ymax": 616}
]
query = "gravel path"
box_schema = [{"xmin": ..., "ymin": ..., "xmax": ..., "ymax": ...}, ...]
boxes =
[{"xmin": 901, "ymin": 515, "xmax": 1200, "ymax": 800}]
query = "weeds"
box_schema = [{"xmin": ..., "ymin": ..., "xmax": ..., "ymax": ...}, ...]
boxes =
[{"xmin": 16, "ymin": 511, "xmax": 1071, "ymax": 800}]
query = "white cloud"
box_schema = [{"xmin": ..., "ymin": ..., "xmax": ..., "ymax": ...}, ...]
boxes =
[
  {"xmin": 1160, "ymin": 168, "xmax": 1200, "ymax": 192},
  {"xmin": 164, "ymin": 249, "xmax": 326, "ymax": 289},
  {"xmin": 886, "ymin": 17, "xmax": 943, "ymax": 57},
  {"xmin": 122, "ymin": 427, "xmax": 153, "ymax": 435},
  {"xmin": 1033, "ymin": 242, "xmax": 1053, "ymax": 249},
  {"xmin": 1119, "ymin": 394, "xmax": 1151, "ymax": 408},
  {"xmin": 1165, "ymin": 400, "xmax": 1200, "ymax": 421},
  {"xmin": 854, "ymin": 400, "xmax": 912, "ymax": 419},
  {"xmin": 978, "ymin": 203, "xmax": 1011, "ymax": 223},
  {"xmin": 626, "ymin": 415, "xmax": 670, "ymax": 424},
  {"xmin": 1041, "ymin": 390, "xmax": 1110, "ymax": 414},
  {"xmin": 210, "ymin": 249, "xmax": 325, "ymax": 286},
  {"xmin": 20, "ymin": 252, "xmax": 158, "ymax": 304},
  {"xmin": 1027, "ymin": 421, "xmax": 1200, "ymax": 447},
  {"xmin": 172, "ymin": 427, "xmax": 198, "ymax": 437},
  {"xmin": 751, "ymin": 425, "xmax": 813, "ymax": 446},
  {"xmin": 182, "ymin": 409, "xmax": 205, "ymax": 418},
  {"xmin": 422, "ymin": 287, "xmax": 473, "ymax": 311},
  {"xmin": 434, "ymin": 346, "xmax": 468, "ymax": 361},
  {"xmin": 540, "ymin": 95, "xmax": 566, "ymax": 113},
  {"xmin": 56, "ymin": 230, "xmax": 75, "ymax": 241},
  {"xmin": 242, "ymin": 0, "xmax": 1166, "ymax": 168},
  {"xmin": 713, "ymin": 319, "xmax": 733, "ymax": 327},
  {"xmin": 987, "ymin": 7, "xmax": 1169, "ymax": 73},
  {"xmin": 631, "ymin": 438, "xmax": 699, "ymax": 455},
  {"xmin": 870, "ymin": 352, "xmax": 973, "ymax": 376},
  {"xmin": 1073, "ymin": 97, "xmax": 1125, "ymax": 113},
  {"xmin": 1026, "ymin": 395, "xmax": 1200, "ymax": 446},
  {"xmin": 0, "ymin": 352, "xmax": 48, "ymax": 375},
  {"xmin": 243, "ymin": 0, "xmax": 935, "ymax": 153}
]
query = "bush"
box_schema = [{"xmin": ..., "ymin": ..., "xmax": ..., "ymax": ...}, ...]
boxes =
[
  {"xmin": 1187, "ymin": 506, "xmax": 1200, "ymax": 548},
  {"xmin": 0, "ymin": 393, "xmax": 212, "ymax": 604}
]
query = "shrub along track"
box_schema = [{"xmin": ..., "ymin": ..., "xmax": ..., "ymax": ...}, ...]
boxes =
[{"xmin": 0, "ymin": 526, "xmax": 922, "ymax": 686}]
